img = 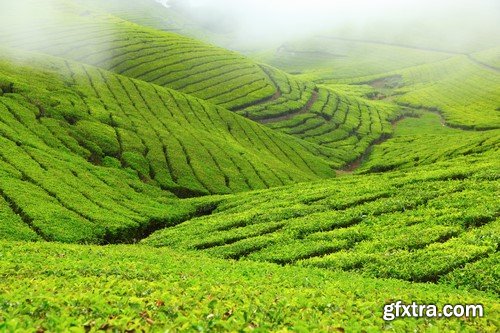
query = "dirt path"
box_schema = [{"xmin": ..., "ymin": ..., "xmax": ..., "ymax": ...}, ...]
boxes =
[
  {"xmin": 466, "ymin": 55, "xmax": 500, "ymax": 73},
  {"xmin": 335, "ymin": 103, "xmax": 496, "ymax": 176},
  {"xmin": 336, "ymin": 123, "xmax": 398, "ymax": 176},
  {"xmin": 231, "ymin": 66, "xmax": 283, "ymax": 112},
  {"xmin": 259, "ymin": 90, "xmax": 319, "ymax": 124}
]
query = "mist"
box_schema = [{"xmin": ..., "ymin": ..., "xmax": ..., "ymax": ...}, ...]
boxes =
[
  {"xmin": 169, "ymin": 0, "xmax": 500, "ymax": 52},
  {"xmin": 0, "ymin": 0, "xmax": 498, "ymax": 57},
  {"xmin": 0, "ymin": 0, "xmax": 117, "ymax": 62},
  {"xmin": 0, "ymin": 0, "xmax": 59, "ymax": 49}
]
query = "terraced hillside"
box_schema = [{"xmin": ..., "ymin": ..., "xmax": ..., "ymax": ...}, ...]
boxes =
[
  {"xmin": 255, "ymin": 37, "xmax": 453, "ymax": 83},
  {"xmin": 143, "ymin": 149, "xmax": 499, "ymax": 290},
  {"xmin": 0, "ymin": 1, "xmax": 499, "ymax": 332},
  {"xmin": 0, "ymin": 0, "xmax": 402, "ymax": 168},
  {"xmin": 471, "ymin": 46, "xmax": 500, "ymax": 70},
  {"xmin": 0, "ymin": 0, "xmax": 276, "ymax": 110},
  {"xmin": 392, "ymin": 56, "xmax": 500, "ymax": 130},
  {"xmin": 0, "ymin": 48, "xmax": 347, "ymax": 242},
  {"xmin": 140, "ymin": 107, "xmax": 499, "ymax": 295},
  {"xmin": 75, "ymin": 0, "xmax": 224, "ymax": 43},
  {"xmin": 256, "ymin": 38, "xmax": 500, "ymax": 130},
  {"xmin": 358, "ymin": 112, "xmax": 500, "ymax": 173},
  {"xmin": 230, "ymin": 65, "xmax": 399, "ymax": 165}
]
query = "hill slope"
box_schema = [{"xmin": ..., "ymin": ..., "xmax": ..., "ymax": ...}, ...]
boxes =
[
  {"xmin": 255, "ymin": 38, "xmax": 500, "ymax": 130},
  {"xmin": 0, "ymin": 0, "xmax": 277, "ymax": 110},
  {"xmin": 254, "ymin": 37, "xmax": 453, "ymax": 83},
  {"xmin": 0, "ymin": 1, "xmax": 498, "ymax": 332},
  {"xmin": 0, "ymin": 48, "xmax": 341, "ymax": 243},
  {"xmin": 393, "ymin": 56, "xmax": 500, "ymax": 130},
  {"xmin": 358, "ymin": 112, "xmax": 500, "ymax": 173},
  {"xmin": 140, "ymin": 98, "xmax": 500, "ymax": 295},
  {"xmin": 0, "ymin": 0, "xmax": 401, "ymax": 168},
  {"xmin": 2, "ymin": 240, "xmax": 498, "ymax": 332},
  {"xmin": 242, "ymin": 66, "xmax": 399, "ymax": 164},
  {"xmin": 144, "ymin": 137, "xmax": 499, "ymax": 293}
]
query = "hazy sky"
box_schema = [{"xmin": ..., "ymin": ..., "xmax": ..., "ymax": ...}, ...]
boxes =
[{"xmin": 172, "ymin": 0, "xmax": 500, "ymax": 50}]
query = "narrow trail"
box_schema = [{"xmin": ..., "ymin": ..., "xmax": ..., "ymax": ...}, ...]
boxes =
[
  {"xmin": 317, "ymin": 36, "xmax": 461, "ymax": 55},
  {"xmin": 398, "ymin": 104, "xmax": 498, "ymax": 132},
  {"xmin": 335, "ymin": 104, "xmax": 496, "ymax": 175},
  {"xmin": 231, "ymin": 65, "xmax": 283, "ymax": 112},
  {"xmin": 336, "ymin": 115, "xmax": 408, "ymax": 175},
  {"xmin": 466, "ymin": 55, "xmax": 500, "ymax": 73},
  {"xmin": 260, "ymin": 90, "xmax": 319, "ymax": 124}
]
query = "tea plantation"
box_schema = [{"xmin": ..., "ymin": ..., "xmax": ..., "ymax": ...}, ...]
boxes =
[
  {"xmin": 0, "ymin": 0, "xmax": 402, "ymax": 167},
  {"xmin": 144, "ymin": 149, "xmax": 499, "ymax": 290},
  {"xmin": 0, "ymin": 0, "xmax": 498, "ymax": 332},
  {"xmin": 257, "ymin": 39, "xmax": 500, "ymax": 131},
  {"xmin": 1, "ymin": 241, "xmax": 499, "ymax": 332}
]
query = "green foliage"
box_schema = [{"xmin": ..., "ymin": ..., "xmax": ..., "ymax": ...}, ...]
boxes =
[
  {"xmin": 394, "ymin": 56, "xmax": 500, "ymax": 130},
  {"xmin": 0, "ymin": 1, "xmax": 404, "ymax": 168},
  {"xmin": 0, "ymin": 1, "xmax": 498, "ymax": 331},
  {"xmin": 256, "ymin": 39, "xmax": 499, "ymax": 130},
  {"xmin": 358, "ymin": 112, "xmax": 500, "ymax": 174},
  {"xmin": 74, "ymin": 120, "xmax": 121, "ymax": 158},
  {"xmin": 471, "ymin": 46, "xmax": 500, "ymax": 70},
  {"xmin": 1, "ymin": 241, "xmax": 499, "ymax": 332},
  {"xmin": 441, "ymin": 253, "xmax": 500, "ymax": 295},
  {"xmin": 122, "ymin": 151, "xmax": 150, "ymax": 177},
  {"xmin": 254, "ymin": 38, "xmax": 451, "ymax": 83},
  {"xmin": 144, "ymin": 151, "xmax": 499, "ymax": 293},
  {"xmin": 0, "ymin": 196, "xmax": 41, "ymax": 241},
  {"xmin": 0, "ymin": 0, "xmax": 277, "ymax": 109}
]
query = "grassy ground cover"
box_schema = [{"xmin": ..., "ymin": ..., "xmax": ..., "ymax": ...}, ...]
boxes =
[
  {"xmin": 0, "ymin": 48, "xmax": 345, "ymax": 243},
  {"xmin": 144, "ymin": 149, "xmax": 499, "ymax": 293},
  {"xmin": 0, "ymin": 1, "xmax": 498, "ymax": 332},
  {"xmin": 1, "ymin": 241, "xmax": 498, "ymax": 332}
]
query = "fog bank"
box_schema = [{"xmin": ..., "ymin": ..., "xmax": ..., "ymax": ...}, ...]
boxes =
[{"xmin": 168, "ymin": 0, "xmax": 500, "ymax": 51}]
